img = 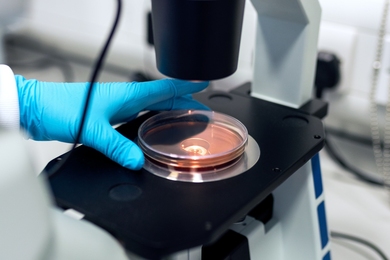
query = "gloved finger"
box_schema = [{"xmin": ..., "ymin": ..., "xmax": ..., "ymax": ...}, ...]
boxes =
[
  {"xmin": 82, "ymin": 122, "xmax": 144, "ymax": 170},
  {"xmin": 109, "ymin": 113, "xmax": 139, "ymax": 128},
  {"xmin": 128, "ymin": 79, "xmax": 208, "ymax": 109},
  {"xmin": 146, "ymin": 95, "xmax": 210, "ymax": 111},
  {"xmin": 138, "ymin": 79, "xmax": 208, "ymax": 97}
]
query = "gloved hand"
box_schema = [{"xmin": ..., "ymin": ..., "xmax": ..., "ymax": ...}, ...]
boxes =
[{"xmin": 15, "ymin": 76, "xmax": 209, "ymax": 170}]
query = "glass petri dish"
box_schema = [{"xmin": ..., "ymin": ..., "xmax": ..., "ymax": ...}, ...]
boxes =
[{"xmin": 138, "ymin": 110, "xmax": 248, "ymax": 173}]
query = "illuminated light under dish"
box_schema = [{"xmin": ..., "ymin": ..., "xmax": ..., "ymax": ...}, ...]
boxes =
[
  {"xmin": 180, "ymin": 138, "xmax": 210, "ymax": 156},
  {"xmin": 137, "ymin": 110, "xmax": 251, "ymax": 182}
]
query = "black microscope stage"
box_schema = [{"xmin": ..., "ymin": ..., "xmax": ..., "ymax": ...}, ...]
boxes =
[{"xmin": 45, "ymin": 85, "xmax": 326, "ymax": 259}]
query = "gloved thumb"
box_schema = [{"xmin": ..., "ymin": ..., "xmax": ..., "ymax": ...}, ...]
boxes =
[{"xmin": 83, "ymin": 122, "xmax": 144, "ymax": 170}]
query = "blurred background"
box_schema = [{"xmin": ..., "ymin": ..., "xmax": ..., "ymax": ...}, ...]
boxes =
[{"xmin": 2, "ymin": 0, "xmax": 390, "ymax": 259}]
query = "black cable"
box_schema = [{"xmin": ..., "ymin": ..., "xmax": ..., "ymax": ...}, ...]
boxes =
[
  {"xmin": 325, "ymin": 130, "xmax": 390, "ymax": 188},
  {"xmin": 331, "ymin": 231, "xmax": 389, "ymax": 260},
  {"xmin": 46, "ymin": 0, "xmax": 122, "ymax": 177},
  {"xmin": 71, "ymin": 0, "xmax": 122, "ymax": 151}
]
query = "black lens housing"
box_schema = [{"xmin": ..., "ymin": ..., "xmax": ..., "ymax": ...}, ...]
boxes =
[{"xmin": 151, "ymin": 0, "xmax": 246, "ymax": 80}]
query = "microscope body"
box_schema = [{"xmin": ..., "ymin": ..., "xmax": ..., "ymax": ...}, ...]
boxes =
[
  {"xmin": 148, "ymin": 0, "xmax": 330, "ymax": 259},
  {"xmin": 23, "ymin": 0, "xmax": 329, "ymax": 259}
]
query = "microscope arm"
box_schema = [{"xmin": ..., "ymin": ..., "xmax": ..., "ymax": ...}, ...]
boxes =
[{"xmin": 250, "ymin": 0, "xmax": 322, "ymax": 108}]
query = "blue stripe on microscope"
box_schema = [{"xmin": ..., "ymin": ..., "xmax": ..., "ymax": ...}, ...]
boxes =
[
  {"xmin": 311, "ymin": 153, "xmax": 323, "ymax": 199},
  {"xmin": 323, "ymin": 251, "xmax": 331, "ymax": 260},
  {"xmin": 317, "ymin": 201, "xmax": 329, "ymax": 249}
]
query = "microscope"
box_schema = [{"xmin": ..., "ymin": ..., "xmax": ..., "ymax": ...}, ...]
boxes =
[{"xmin": 45, "ymin": 0, "xmax": 330, "ymax": 259}]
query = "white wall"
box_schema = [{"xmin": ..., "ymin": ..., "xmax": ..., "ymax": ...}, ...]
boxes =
[{"xmin": 15, "ymin": 0, "xmax": 151, "ymax": 73}]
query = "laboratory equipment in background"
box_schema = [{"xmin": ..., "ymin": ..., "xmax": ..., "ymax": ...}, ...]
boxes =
[
  {"xmin": 317, "ymin": 0, "xmax": 390, "ymax": 140},
  {"xmin": 317, "ymin": 0, "xmax": 390, "ymax": 192}
]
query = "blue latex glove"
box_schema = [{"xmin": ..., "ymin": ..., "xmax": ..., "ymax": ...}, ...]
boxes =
[{"xmin": 15, "ymin": 76, "xmax": 209, "ymax": 170}]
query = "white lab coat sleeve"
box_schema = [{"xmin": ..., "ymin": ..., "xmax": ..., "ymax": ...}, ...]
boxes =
[{"xmin": 0, "ymin": 64, "xmax": 19, "ymax": 130}]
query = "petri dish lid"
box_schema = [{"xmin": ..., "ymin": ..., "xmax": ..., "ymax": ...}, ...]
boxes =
[{"xmin": 138, "ymin": 110, "xmax": 248, "ymax": 171}]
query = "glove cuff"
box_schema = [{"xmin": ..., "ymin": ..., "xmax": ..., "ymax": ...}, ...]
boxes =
[{"xmin": 0, "ymin": 65, "xmax": 20, "ymax": 130}]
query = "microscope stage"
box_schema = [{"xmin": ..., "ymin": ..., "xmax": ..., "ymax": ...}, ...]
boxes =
[{"xmin": 46, "ymin": 87, "xmax": 325, "ymax": 259}]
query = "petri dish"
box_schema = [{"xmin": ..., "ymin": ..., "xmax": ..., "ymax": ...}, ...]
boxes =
[{"xmin": 138, "ymin": 110, "xmax": 248, "ymax": 175}]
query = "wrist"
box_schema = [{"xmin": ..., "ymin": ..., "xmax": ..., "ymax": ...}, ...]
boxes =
[{"xmin": 0, "ymin": 65, "xmax": 20, "ymax": 130}]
